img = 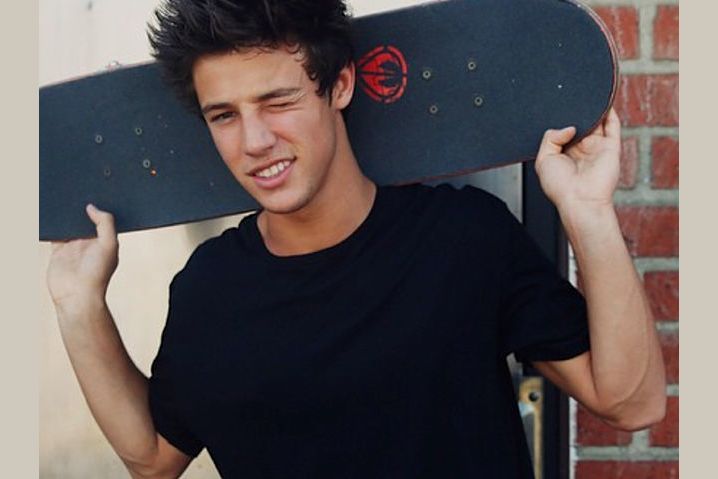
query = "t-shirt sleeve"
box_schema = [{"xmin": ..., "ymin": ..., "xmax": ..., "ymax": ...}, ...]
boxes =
[
  {"xmin": 148, "ymin": 361, "xmax": 204, "ymax": 458},
  {"xmin": 496, "ymin": 202, "xmax": 590, "ymax": 364},
  {"xmin": 147, "ymin": 277, "xmax": 205, "ymax": 458}
]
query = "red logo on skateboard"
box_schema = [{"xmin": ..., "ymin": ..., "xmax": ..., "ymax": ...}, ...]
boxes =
[{"xmin": 357, "ymin": 45, "xmax": 408, "ymax": 104}]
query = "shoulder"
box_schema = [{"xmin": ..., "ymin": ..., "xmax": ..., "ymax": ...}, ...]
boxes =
[
  {"xmin": 408, "ymin": 182, "xmax": 514, "ymax": 229},
  {"xmin": 396, "ymin": 182, "xmax": 507, "ymax": 212},
  {"xmin": 381, "ymin": 183, "xmax": 516, "ymax": 255},
  {"xmin": 188, "ymin": 226, "xmax": 238, "ymax": 264},
  {"xmin": 384, "ymin": 181, "xmax": 502, "ymax": 206},
  {"xmin": 170, "ymin": 226, "xmax": 239, "ymax": 292}
]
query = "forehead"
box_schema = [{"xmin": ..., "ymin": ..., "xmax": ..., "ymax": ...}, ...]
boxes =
[{"xmin": 192, "ymin": 47, "xmax": 309, "ymax": 102}]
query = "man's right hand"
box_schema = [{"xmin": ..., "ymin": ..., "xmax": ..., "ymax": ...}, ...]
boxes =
[
  {"xmin": 46, "ymin": 205, "xmax": 195, "ymax": 477},
  {"xmin": 47, "ymin": 204, "xmax": 119, "ymax": 312}
]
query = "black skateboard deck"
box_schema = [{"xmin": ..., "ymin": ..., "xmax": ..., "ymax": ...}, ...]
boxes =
[{"xmin": 40, "ymin": 0, "xmax": 617, "ymax": 240}]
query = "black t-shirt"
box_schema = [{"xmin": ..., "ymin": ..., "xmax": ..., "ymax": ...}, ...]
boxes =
[{"xmin": 148, "ymin": 183, "xmax": 589, "ymax": 478}]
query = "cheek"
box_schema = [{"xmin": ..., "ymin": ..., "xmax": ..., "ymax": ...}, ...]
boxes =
[
  {"xmin": 266, "ymin": 111, "xmax": 305, "ymax": 139},
  {"xmin": 209, "ymin": 128, "xmax": 242, "ymax": 165},
  {"xmin": 270, "ymin": 103, "xmax": 328, "ymax": 139},
  {"xmin": 297, "ymin": 110, "xmax": 335, "ymax": 157},
  {"xmin": 315, "ymin": 128, "xmax": 335, "ymax": 159}
]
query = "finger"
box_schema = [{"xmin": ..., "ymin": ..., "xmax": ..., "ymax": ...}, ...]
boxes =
[
  {"xmin": 50, "ymin": 241, "xmax": 68, "ymax": 253},
  {"xmin": 584, "ymin": 118, "xmax": 605, "ymax": 139},
  {"xmin": 596, "ymin": 120, "xmax": 605, "ymax": 137},
  {"xmin": 603, "ymin": 108, "xmax": 621, "ymax": 140},
  {"xmin": 537, "ymin": 126, "xmax": 576, "ymax": 158},
  {"xmin": 86, "ymin": 204, "xmax": 117, "ymax": 244}
]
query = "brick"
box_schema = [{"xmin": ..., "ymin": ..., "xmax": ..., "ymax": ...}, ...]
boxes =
[
  {"xmin": 594, "ymin": 7, "xmax": 640, "ymax": 60},
  {"xmin": 575, "ymin": 461, "xmax": 679, "ymax": 479},
  {"xmin": 644, "ymin": 271, "xmax": 679, "ymax": 321},
  {"xmin": 660, "ymin": 331, "xmax": 679, "ymax": 385},
  {"xmin": 576, "ymin": 404, "xmax": 633, "ymax": 446},
  {"xmin": 618, "ymin": 137, "xmax": 639, "ymax": 189},
  {"xmin": 616, "ymin": 207, "xmax": 678, "ymax": 257},
  {"xmin": 653, "ymin": 6, "xmax": 679, "ymax": 60},
  {"xmin": 652, "ymin": 137, "xmax": 679, "ymax": 189},
  {"xmin": 614, "ymin": 75, "xmax": 679, "ymax": 127},
  {"xmin": 650, "ymin": 396, "xmax": 678, "ymax": 447}
]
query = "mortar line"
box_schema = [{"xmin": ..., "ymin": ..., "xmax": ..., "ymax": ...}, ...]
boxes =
[{"xmin": 639, "ymin": 3, "xmax": 657, "ymax": 61}]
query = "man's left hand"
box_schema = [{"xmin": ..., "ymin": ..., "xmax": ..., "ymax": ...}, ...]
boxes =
[{"xmin": 534, "ymin": 108, "xmax": 621, "ymax": 214}]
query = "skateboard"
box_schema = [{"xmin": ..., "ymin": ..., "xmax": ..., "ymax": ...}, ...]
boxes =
[{"xmin": 39, "ymin": 0, "xmax": 617, "ymax": 240}]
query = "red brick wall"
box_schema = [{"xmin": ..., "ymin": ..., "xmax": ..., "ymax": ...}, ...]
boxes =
[{"xmin": 573, "ymin": 1, "xmax": 678, "ymax": 478}]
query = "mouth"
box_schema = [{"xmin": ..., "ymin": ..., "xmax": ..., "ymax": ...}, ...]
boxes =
[
  {"xmin": 249, "ymin": 159, "xmax": 295, "ymax": 189},
  {"xmin": 250, "ymin": 159, "xmax": 293, "ymax": 178}
]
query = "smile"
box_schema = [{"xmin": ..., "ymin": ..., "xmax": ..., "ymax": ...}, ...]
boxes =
[
  {"xmin": 253, "ymin": 160, "xmax": 293, "ymax": 179},
  {"xmin": 250, "ymin": 159, "xmax": 295, "ymax": 190}
]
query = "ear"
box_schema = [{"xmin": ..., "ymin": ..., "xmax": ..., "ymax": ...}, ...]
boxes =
[{"xmin": 331, "ymin": 62, "xmax": 355, "ymax": 110}]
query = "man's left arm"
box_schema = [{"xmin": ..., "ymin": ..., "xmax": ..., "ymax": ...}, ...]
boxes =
[{"xmin": 530, "ymin": 108, "xmax": 666, "ymax": 431}]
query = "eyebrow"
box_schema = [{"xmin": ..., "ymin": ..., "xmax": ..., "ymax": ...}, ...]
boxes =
[
  {"xmin": 200, "ymin": 87, "xmax": 302, "ymax": 115},
  {"xmin": 256, "ymin": 87, "xmax": 302, "ymax": 102}
]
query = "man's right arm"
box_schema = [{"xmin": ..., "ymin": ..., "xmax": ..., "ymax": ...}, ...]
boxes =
[{"xmin": 47, "ymin": 204, "xmax": 192, "ymax": 478}]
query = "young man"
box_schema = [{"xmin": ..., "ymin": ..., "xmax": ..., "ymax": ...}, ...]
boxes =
[{"xmin": 46, "ymin": 1, "xmax": 666, "ymax": 477}]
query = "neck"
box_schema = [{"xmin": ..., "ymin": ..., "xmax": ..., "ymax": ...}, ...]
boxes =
[
  {"xmin": 259, "ymin": 176, "xmax": 376, "ymax": 257},
  {"xmin": 256, "ymin": 122, "xmax": 376, "ymax": 257}
]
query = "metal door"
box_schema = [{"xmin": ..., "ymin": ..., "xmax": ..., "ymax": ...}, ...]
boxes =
[{"xmin": 443, "ymin": 162, "xmax": 570, "ymax": 479}]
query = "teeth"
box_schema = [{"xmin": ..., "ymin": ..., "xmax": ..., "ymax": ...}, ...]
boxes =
[{"xmin": 256, "ymin": 160, "xmax": 291, "ymax": 178}]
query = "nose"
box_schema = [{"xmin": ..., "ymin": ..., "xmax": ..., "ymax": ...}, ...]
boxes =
[{"xmin": 242, "ymin": 113, "xmax": 277, "ymax": 157}]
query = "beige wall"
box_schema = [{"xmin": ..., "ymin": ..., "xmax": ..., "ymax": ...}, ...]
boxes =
[{"xmin": 39, "ymin": 1, "xmax": 429, "ymax": 477}]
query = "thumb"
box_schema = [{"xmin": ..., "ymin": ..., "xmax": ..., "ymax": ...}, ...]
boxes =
[
  {"xmin": 537, "ymin": 126, "xmax": 576, "ymax": 158},
  {"xmin": 85, "ymin": 204, "xmax": 117, "ymax": 244}
]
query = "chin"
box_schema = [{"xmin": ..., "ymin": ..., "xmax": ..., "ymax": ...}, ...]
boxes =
[{"xmin": 254, "ymin": 190, "xmax": 313, "ymax": 215}]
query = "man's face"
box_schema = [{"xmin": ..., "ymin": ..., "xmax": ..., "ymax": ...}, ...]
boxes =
[{"xmin": 192, "ymin": 47, "xmax": 354, "ymax": 215}]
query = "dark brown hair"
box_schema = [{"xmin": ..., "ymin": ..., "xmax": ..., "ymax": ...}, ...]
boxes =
[{"xmin": 147, "ymin": 0, "xmax": 355, "ymax": 114}]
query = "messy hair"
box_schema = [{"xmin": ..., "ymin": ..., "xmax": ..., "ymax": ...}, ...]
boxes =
[{"xmin": 147, "ymin": 0, "xmax": 355, "ymax": 114}]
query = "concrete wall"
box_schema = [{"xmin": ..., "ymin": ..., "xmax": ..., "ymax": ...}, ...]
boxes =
[{"xmin": 39, "ymin": 1, "xmax": 430, "ymax": 477}]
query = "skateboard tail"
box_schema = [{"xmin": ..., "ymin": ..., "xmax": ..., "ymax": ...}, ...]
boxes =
[{"xmin": 560, "ymin": 0, "xmax": 620, "ymax": 144}]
